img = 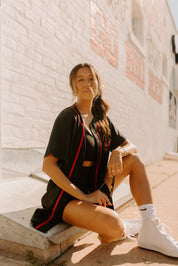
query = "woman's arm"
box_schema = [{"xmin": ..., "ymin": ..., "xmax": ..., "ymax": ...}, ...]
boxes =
[
  {"xmin": 43, "ymin": 154, "xmax": 111, "ymax": 206},
  {"xmin": 107, "ymin": 139, "xmax": 137, "ymax": 176},
  {"xmin": 115, "ymin": 139, "xmax": 137, "ymax": 157},
  {"xmin": 43, "ymin": 154, "xmax": 86, "ymax": 200}
]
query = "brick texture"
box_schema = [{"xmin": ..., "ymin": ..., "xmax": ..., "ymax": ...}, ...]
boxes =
[{"xmin": 0, "ymin": 0, "xmax": 178, "ymax": 163}]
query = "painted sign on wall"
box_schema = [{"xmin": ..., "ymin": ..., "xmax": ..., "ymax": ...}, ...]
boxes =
[
  {"xmin": 125, "ymin": 41, "xmax": 145, "ymax": 90},
  {"xmin": 148, "ymin": 69, "xmax": 163, "ymax": 104},
  {"xmin": 90, "ymin": 1, "xmax": 118, "ymax": 67}
]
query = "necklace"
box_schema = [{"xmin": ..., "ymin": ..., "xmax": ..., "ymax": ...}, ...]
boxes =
[{"xmin": 81, "ymin": 114, "xmax": 89, "ymax": 119}]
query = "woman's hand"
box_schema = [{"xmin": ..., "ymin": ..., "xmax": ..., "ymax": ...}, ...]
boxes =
[
  {"xmin": 107, "ymin": 150, "xmax": 123, "ymax": 177},
  {"xmin": 84, "ymin": 190, "xmax": 111, "ymax": 207},
  {"xmin": 107, "ymin": 140, "xmax": 137, "ymax": 177}
]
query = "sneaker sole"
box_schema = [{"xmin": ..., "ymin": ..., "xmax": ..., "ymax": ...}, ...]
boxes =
[{"xmin": 138, "ymin": 241, "xmax": 178, "ymax": 258}]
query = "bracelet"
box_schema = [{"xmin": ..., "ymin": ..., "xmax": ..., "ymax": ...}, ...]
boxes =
[
  {"xmin": 121, "ymin": 147, "xmax": 127, "ymax": 156},
  {"xmin": 117, "ymin": 147, "xmax": 127, "ymax": 155}
]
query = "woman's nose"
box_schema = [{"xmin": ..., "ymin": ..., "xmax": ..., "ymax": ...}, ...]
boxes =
[{"xmin": 85, "ymin": 81, "xmax": 91, "ymax": 87}]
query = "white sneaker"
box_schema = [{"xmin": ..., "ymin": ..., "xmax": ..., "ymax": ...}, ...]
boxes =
[
  {"xmin": 138, "ymin": 218, "xmax": 178, "ymax": 257},
  {"xmin": 121, "ymin": 218, "xmax": 142, "ymax": 240}
]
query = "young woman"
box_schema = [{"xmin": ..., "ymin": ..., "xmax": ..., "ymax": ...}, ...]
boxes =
[{"xmin": 31, "ymin": 63, "xmax": 178, "ymax": 257}]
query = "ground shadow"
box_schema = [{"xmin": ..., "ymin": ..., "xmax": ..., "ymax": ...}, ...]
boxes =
[{"xmin": 58, "ymin": 239, "xmax": 178, "ymax": 266}]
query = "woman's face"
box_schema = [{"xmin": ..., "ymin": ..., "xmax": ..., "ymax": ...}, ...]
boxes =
[{"xmin": 74, "ymin": 67, "xmax": 98, "ymax": 101}]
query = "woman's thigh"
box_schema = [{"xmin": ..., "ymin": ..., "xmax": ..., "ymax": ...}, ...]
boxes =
[{"xmin": 62, "ymin": 200, "xmax": 124, "ymax": 238}]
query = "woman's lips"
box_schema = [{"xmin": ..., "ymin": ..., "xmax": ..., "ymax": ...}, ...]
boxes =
[{"xmin": 84, "ymin": 89, "xmax": 92, "ymax": 93}]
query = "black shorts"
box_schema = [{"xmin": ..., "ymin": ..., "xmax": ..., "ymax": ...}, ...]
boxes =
[
  {"xmin": 31, "ymin": 167, "xmax": 114, "ymax": 233},
  {"xmin": 31, "ymin": 183, "xmax": 114, "ymax": 233}
]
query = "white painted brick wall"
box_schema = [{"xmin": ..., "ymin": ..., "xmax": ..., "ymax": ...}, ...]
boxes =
[
  {"xmin": 0, "ymin": 1, "xmax": 1, "ymax": 148},
  {"xmin": 0, "ymin": 0, "xmax": 178, "ymax": 163}
]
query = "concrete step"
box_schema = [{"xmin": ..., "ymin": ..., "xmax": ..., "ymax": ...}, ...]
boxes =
[
  {"xmin": 0, "ymin": 164, "xmax": 132, "ymax": 261},
  {"xmin": 164, "ymin": 152, "xmax": 178, "ymax": 161},
  {"xmin": 0, "ymin": 148, "xmax": 45, "ymax": 175},
  {"xmin": 0, "ymin": 175, "xmax": 47, "ymax": 213},
  {"xmin": 0, "ymin": 168, "xmax": 26, "ymax": 183},
  {"xmin": 113, "ymin": 182, "xmax": 132, "ymax": 208},
  {"xmin": 0, "ymin": 169, "xmax": 88, "ymax": 260},
  {"xmin": 0, "ymin": 207, "xmax": 84, "ymax": 249},
  {"xmin": 0, "ymin": 187, "xmax": 132, "ymax": 261}
]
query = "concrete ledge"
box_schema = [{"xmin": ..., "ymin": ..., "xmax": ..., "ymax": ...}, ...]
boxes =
[
  {"xmin": 0, "ymin": 212, "xmax": 49, "ymax": 250},
  {"xmin": 0, "ymin": 182, "xmax": 132, "ymax": 247},
  {"xmin": 0, "ymin": 148, "xmax": 45, "ymax": 174},
  {"xmin": 0, "ymin": 155, "xmax": 132, "ymax": 261},
  {"xmin": 164, "ymin": 152, "xmax": 178, "ymax": 161},
  {"xmin": 0, "ymin": 207, "xmax": 87, "ymax": 249},
  {"xmin": 0, "ymin": 177, "xmax": 47, "ymax": 213},
  {"xmin": 0, "ymin": 231, "xmax": 88, "ymax": 262},
  {"xmin": 0, "ymin": 182, "xmax": 132, "ymax": 261},
  {"xmin": 113, "ymin": 182, "xmax": 132, "ymax": 208},
  {"xmin": 0, "ymin": 207, "xmax": 88, "ymax": 260}
]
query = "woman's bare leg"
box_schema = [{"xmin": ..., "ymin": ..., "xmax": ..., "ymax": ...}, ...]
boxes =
[
  {"xmin": 106, "ymin": 154, "xmax": 153, "ymax": 206},
  {"xmin": 63, "ymin": 154, "xmax": 152, "ymax": 243},
  {"xmin": 62, "ymin": 200, "xmax": 124, "ymax": 243}
]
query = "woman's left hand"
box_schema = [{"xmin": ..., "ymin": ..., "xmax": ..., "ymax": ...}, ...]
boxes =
[{"xmin": 107, "ymin": 150, "xmax": 123, "ymax": 177}]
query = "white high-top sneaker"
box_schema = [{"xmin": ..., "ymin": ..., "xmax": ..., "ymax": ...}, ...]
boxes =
[
  {"xmin": 120, "ymin": 218, "xmax": 142, "ymax": 240},
  {"xmin": 138, "ymin": 218, "xmax": 178, "ymax": 257}
]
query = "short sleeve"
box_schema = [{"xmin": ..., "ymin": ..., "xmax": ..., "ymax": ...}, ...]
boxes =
[
  {"xmin": 44, "ymin": 108, "xmax": 76, "ymax": 161},
  {"xmin": 108, "ymin": 117, "xmax": 126, "ymax": 151}
]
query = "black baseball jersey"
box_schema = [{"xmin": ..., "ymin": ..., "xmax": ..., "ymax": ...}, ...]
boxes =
[{"xmin": 31, "ymin": 103, "xmax": 126, "ymax": 232}]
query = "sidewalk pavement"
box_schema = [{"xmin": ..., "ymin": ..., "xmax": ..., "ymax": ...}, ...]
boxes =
[{"xmin": 0, "ymin": 159, "xmax": 178, "ymax": 265}]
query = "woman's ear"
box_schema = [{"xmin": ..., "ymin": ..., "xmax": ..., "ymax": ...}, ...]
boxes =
[
  {"xmin": 72, "ymin": 83, "xmax": 78, "ymax": 96},
  {"xmin": 73, "ymin": 89, "xmax": 77, "ymax": 96}
]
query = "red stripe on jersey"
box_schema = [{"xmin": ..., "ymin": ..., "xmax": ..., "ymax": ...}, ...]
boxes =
[
  {"xmin": 94, "ymin": 124, "xmax": 102, "ymax": 190},
  {"xmin": 35, "ymin": 110, "xmax": 84, "ymax": 230}
]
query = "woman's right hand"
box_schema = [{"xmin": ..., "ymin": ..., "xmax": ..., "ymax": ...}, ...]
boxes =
[{"xmin": 84, "ymin": 190, "xmax": 111, "ymax": 207}]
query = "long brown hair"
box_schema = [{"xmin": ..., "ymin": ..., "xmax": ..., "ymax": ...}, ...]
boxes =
[{"xmin": 69, "ymin": 63, "xmax": 111, "ymax": 143}]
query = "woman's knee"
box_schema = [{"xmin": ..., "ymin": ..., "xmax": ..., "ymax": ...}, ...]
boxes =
[
  {"xmin": 126, "ymin": 153, "xmax": 144, "ymax": 169},
  {"xmin": 100, "ymin": 213, "xmax": 125, "ymax": 243}
]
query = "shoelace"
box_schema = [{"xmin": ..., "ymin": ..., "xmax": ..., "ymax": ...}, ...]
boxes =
[{"xmin": 121, "ymin": 218, "xmax": 142, "ymax": 241}]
